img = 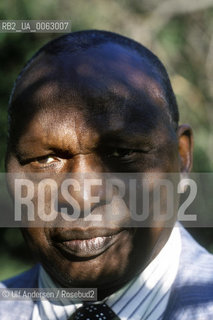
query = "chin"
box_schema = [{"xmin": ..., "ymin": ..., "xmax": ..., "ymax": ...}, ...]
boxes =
[{"xmin": 41, "ymin": 234, "xmax": 135, "ymax": 292}]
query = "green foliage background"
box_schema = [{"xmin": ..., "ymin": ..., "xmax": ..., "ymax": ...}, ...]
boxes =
[{"xmin": 0, "ymin": 0, "xmax": 213, "ymax": 280}]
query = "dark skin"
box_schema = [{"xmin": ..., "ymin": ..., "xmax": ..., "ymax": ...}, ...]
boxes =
[{"xmin": 6, "ymin": 42, "xmax": 193, "ymax": 299}]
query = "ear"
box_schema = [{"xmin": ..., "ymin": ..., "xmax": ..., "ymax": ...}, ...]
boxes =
[{"xmin": 178, "ymin": 124, "xmax": 193, "ymax": 172}]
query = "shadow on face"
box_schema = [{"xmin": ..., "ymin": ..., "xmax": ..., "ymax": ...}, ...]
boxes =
[{"xmin": 6, "ymin": 42, "xmax": 192, "ymax": 298}]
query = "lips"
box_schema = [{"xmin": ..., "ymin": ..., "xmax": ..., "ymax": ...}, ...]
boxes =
[{"xmin": 52, "ymin": 228, "xmax": 127, "ymax": 259}]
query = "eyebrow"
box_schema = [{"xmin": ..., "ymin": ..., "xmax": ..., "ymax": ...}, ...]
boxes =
[
  {"xmin": 14, "ymin": 124, "xmax": 157, "ymax": 159},
  {"xmin": 98, "ymin": 130, "xmax": 156, "ymax": 148},
  {"xmin": 99, "ymin": 127, "xmax": 154, "ymax": 138}
]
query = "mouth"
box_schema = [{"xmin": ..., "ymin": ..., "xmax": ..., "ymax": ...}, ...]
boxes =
[{"xmin": 52, "ymin": 228, "xmax": 127, "ymax": 259}]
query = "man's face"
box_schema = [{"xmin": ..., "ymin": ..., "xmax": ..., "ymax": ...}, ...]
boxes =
[{"xmin": 6, "ymin": 42, "xmax": 190, "ymax": 298}]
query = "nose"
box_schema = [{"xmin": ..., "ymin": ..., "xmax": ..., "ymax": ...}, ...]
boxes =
[{"xmin": 59, "ymin": 154, "xmax": 112, "ymax": 217}]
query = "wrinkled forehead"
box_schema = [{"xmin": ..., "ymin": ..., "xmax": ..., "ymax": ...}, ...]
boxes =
[{"xmin": 10, "ymin": 43, "xmax": 171, "ymax": 139}]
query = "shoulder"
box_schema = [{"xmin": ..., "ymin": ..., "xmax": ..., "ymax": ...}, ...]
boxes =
[
  {"xmin": 163, "ymin": 225, "xmax": 213, "ymax": 319},
  {"xmin": 0, "ymin": 264, "xmax": 40, "ymax": 320},
  {"xmin": 178, "ymin": 225, "xmax": 213, "ymax": 284},
  {"xmin": 0, "ymin": 263, "xmax": 40, "ymax": 289}
]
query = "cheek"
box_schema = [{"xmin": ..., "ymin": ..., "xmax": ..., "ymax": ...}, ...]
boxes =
[
  {"xmin": 155, "ymin": 144, "xmax": 179, "ymax": 172},
  {"xmin": 21, "ymin": 228, "xmax": 50, "ymax": 261}
]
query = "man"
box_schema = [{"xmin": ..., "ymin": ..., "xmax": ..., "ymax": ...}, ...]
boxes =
[{"xmin": 1, "ymin": 30, "xmax": 213, "ymax": 319}]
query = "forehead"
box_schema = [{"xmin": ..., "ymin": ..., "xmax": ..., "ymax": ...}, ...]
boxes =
[
  {"xmin": 14, "ymin": 42, "xmax": 168, "ymax": 107},
  {"xmin": 11, "ymin": 42, "xmax": 172, "ymax": 144}
]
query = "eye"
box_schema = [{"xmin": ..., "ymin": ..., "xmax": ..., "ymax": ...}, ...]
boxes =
[
  {"xmin": 106, "ymin": 148, "xmax": 136, "ymax": 159},
  {"xmin": 28, "ymin": 155, "xmax": 60, "ymax": 168},
  {"xmin": 35, "ymin": 156, "xmax": 57, "ymax": 164}
]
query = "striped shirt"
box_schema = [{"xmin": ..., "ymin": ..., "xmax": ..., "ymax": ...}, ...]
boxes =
[{"xmin": 32, "ymin": 225, "xmax": 181, "ymax": 320}]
